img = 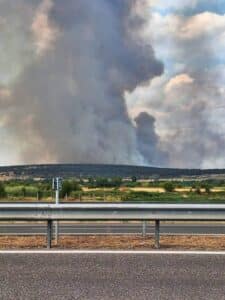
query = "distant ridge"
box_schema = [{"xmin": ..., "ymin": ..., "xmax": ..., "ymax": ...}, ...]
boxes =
[{"xmin": 1, "ymin": 164, "xmax": 225, "ymax": 179}]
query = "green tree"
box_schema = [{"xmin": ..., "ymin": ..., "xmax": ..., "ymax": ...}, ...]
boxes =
[
  {"xmin": 61, "ymin": 181, "xmax": 73, "ymax": 198},
  {"xmin": 88, "ymin": 177, "xmax": 94, "ymax": 187},
  {"xmin": 37, "ymin": 189, "xmax": 43, "ymax": 201},
  {"xmin": 201, "ymin": 183, "xmax": 212, "ymax": 194},
  {"xmin": 195, "ymin": 187, "xmax": 201, "ymax": 194},
  {"xmin": 111, "ymin": 177, "xmax": 122, "ymax": 187},
  {"xmin": 131, "ymin": 176, "xmax": 137, "ymax": 183},
  {"xmin": 163, "ymin": 182, "xmax": 175, "ymax": 193},
  {"xmin": 0, "ymin": 182, "xmax": 6, "ymax": 199},
  {"xmin": 61, "ymin": 180, "xmax": 81, "ymax": 198},
  {"xmin": 95, "ymin": 177, "xmax": 109, "ymax": 187},
  {"xmin": 21, "ymin": 187, "xmax": 26, "ymax": 197}
]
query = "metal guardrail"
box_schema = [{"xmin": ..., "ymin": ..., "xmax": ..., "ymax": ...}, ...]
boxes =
[{"xmin": 1, "ymin": 203, "xmax": 225, "ymax": 248}]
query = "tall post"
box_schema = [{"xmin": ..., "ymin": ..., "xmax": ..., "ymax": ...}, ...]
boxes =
[
  {"xmin": 155, "ymin": 220, "xmax": 160, "ymax": 249},
  {"xmin": 47, "ymin": 220, "xmax": 52, "ymax": 249},
  {"xmin": 55, "ymin": 187, "xmax": 59, "ymax": 244},
  {"xmin": 142, "ymin": 221, "xmax": 147, "ymax": 237},
  {"xmin": 52, "ymin": 177, "xmax": 62, "ymax": 245}
]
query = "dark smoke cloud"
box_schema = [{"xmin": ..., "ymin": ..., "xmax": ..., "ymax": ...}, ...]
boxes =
[
  {"xmin": 135, "ymin": 112, "xmax": 168, "ymax": 166},
  {"xmin": 1, "ymin": 0, "xmax": 164, "ymax": 165}
]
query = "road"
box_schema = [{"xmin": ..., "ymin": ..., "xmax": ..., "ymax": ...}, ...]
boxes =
[
  {"xmin": 1, "ymin": 222, "xmax": 225, "ymax": 235},
  {"xmin": 0, "ymin": 253, "xmax": 225, "ymax": 299}
]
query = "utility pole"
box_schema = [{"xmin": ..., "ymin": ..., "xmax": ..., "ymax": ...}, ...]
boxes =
[{"xmin": 52, "ymin": 177, "xmax": 62, "ymax": 244}]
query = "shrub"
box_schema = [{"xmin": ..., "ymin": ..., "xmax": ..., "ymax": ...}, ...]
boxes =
[
  {"xmin": 162, "ymin": 182, "xmax": 175, "ymax": 192},
  {"xmin": 195, "ymin": 187, "xmax": 201, "ymax": 194},
  {"xmin": 131, "ymin": 176, "xmax": 137, "ymax": 183},
  {"xmin": 200, "ymin": 182, "xmax": 212, "ymax": 194},
  {"xmin": 21, "ymin": 187, "xmax": 26, "ymax": 197},
  {"xmin": 37, "ymin": 190, "xmax": 43, "ymax": 200},
  {"xmin": 0, "ymin": 182, "xmax": 6, "ymax": 198},
  {"xmin": 61, "ymin": 180, "xmax": 81, "ymax": 198}
]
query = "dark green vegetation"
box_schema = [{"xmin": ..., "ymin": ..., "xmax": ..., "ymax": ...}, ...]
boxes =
[
  {"xmin": 122, "ymin": 191, "xmax": 225, "ymax": 204},
  {"xmin": 87, "ymin": 177, "xmax": 122, "ymax": 188},
  {"xmin": 0, "ymin": 177, "xmax": 225, "ymax": 203},
  {"xmin": 0, "ymin": 182, "xmax": 6, "ymax": 198},
  {"xmin": 1, "ymin": 163, "xmax": 225, "ymax": 179},
  {"xmin": 162, "ymin": 182, "xmax": 175, "ymax": 192}
]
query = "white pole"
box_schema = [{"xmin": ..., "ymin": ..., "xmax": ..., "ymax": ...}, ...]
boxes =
[
  {"xmin": 56, "ymin": 188, "xmax": 59, "ymax": 205},
  {"xmin": 55, "ymin": 179, "xmax": 60, "ymax": 244}
]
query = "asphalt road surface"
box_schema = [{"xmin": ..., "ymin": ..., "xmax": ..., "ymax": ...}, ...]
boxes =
[
  {"xmin": 1, "ymin": 222, "xmax": 225, "ymax": 235},
  {"xmin": 0, "ymin": 253, "xmax": 225, "ymax": 299}
]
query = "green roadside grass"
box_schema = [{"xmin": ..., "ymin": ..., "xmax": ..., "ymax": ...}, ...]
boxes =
[
  {"xmin": 122, "ymin": 191, "xmax": 225, "ymax": 203},
  {"xmin": 1, "ymin": 190, "xmax": 225, "ymax": 204}
]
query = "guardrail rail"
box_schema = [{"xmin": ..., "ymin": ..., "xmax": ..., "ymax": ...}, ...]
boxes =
[{"xmin": 1, "ymin": 203, "xmax": 225, "ymax": 248}]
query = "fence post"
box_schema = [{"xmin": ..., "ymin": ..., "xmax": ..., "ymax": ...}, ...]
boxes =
[
  {"xmin": 155, "ymin": 220, "xmax": 160, "ymax": 249},
  {"xmin": 47, "ymin": 220, "xmax": 52, "ymax": 249},
  {"xmin": 142, "ymin": 221, "xmax": 147, "ymax": 237}
]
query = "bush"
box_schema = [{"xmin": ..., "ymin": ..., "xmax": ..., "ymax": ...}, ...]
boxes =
[
  {"xmin": 0, "ymin": 182, "xmax": 6, "ymax": 198},
  {"xmin": 37, "ymin": 190, "xmax": 43, "ymax": 200},
  {"xmin": 93, "ymin": 177, "xmax": 122, "ymax": 188},
  {"xmin": 21, "ymin": 187, "xmax": 26, "ymax": 197},
  {"xmin": 110, "ymin": 177, "xmax": 122, "ymax": 187},
  {"xmin": 162, "ymin": 182, "xmax": 175, "ymax": 192},
  {"xmin": 195, "ymin": 187, "xmax": 201, "ymax": 194},
  {"xmin": 131, "ymin": 176, "xmax": 137, "ymax": 183},
  {"xmin": 95, "ymin": 177, "xmax": 109, "ymax": 187},
  {"xmin": 61, "ymin": 180, "xmax": 81, "ymax": 198},
  {"xmin": 201, "ymin": 183, "xmax": 212, "ymax": 194}
]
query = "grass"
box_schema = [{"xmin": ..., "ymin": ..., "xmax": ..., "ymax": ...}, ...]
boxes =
[
  {"xmin": 2, "ymin": 190, "xmax": 225, "ymax": 203},
  {"xmin": 122, "ymin": 191, "xmax": 225, "ymax": 203},
  {"xmin": 2, "ymin": 180, "xmax": 225, "ymax": 203},
  {"xmin": 5, "ymin": 185, "xmax": 38, "ymax": 196}
]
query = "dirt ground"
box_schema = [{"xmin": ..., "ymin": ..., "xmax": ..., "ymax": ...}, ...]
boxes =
[{"xmin": 1, "ymin": 235, "xmax": 225, "ymax": 250}]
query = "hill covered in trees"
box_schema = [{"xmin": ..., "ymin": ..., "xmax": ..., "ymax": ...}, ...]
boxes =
[{"xmin": 1, "ymin": 164, "xmax": 225, "ymax": 180}]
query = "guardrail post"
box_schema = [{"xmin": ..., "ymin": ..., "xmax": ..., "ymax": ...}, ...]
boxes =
[
  {"xmin": 47, "ymin": 220, "xmax": 52, "ymax": 249},
  {"xmin": 155, "ymin": 220, "xmax": 160, "ymax": 249},
  {"xmin": 142, "ymin": 221, "xmax": 147, "ymax": 237}
]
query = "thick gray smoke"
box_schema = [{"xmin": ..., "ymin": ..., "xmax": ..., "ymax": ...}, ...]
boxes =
[
  {"xmin": 135, "ymin": 112, "xmax": 168, "ymax": 166},
  {"xmin": 0, "ymin": 0, "xmax": 163, "ymax": 165}
]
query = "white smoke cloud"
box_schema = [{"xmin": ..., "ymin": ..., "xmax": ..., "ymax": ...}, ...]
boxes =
[
  {"xmin": 31, "ymin": 0, "xmax": 59, "ymax": 56},
  {"xmin": 165, "ymin": 74, "xmax": 194, "ymax": 93},
  {"xmin": 126, "ymin": 7, "xmax": 225, "ymax": 168}
]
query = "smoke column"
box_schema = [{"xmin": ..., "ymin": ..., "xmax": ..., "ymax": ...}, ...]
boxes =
[{"xmin": 0, "ymin": 0, "xmax": 163, "ymax": 165}]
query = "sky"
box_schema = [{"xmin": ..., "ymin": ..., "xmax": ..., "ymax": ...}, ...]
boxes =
[{"xmin": 0, "ymin": 0, "xmax": 225, "ymax": 169}]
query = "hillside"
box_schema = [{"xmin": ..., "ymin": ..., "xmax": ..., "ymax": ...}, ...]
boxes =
[{"xmin": 1, "ymin": 164, "xmax": 225, "ymax": 179}]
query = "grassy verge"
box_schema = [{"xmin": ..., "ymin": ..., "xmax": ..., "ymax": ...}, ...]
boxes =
[
  {"xmin": 122, "ymin": 191, "xmax": 225, "ymax": 203},
  {"xmin": 1, "ymin": 190, "xmax": 225, "ymax": 203}
]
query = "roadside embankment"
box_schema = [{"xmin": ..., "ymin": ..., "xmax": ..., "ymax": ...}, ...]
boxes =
[{"xmin": 1, "ymin": 235, "xmax": 225, "ymax": 250}]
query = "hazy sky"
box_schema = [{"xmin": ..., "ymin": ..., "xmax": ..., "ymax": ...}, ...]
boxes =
[{"xmin": 0, "ymin": 0, "xmax": 225, "ymax": 168}]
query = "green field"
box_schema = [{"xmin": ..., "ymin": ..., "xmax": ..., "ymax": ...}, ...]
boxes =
[{"xmin": 1, "ymin": 177, "xmax": 225, "ymax": 203}]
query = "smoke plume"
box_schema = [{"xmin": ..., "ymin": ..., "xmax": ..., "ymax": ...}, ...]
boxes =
[
  {"xmin": 135, "ymin": 112, "xmax": 168, "ymax": 165},
  {"xmin": 0, "ymin": 0, "xmax": 163, "ymax": 165},
  {"xmin": 126, "ymin": 8, "xmax": 225, "ymax": 168}
]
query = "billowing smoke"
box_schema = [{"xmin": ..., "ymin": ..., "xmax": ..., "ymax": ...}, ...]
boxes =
[
  {"xmin": 0, "ymin": 0, "xmax": 163, "ymax": 165},
  {"xmin": 126, "ymin": 8, "xmax": 225, "ymax": 168},
  {"xmin": 135, "ymin": 112, "xmax": 168, "ymax": 165}
]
